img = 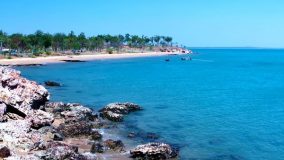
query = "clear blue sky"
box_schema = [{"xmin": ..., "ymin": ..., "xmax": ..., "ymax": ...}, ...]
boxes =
[{"xmin": 0, "ymin": 0, "xmax": 283, "ymax": 48}]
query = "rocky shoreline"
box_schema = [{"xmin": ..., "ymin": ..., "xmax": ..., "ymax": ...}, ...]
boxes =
[{"xmin": 0, "ymin": 66, "xmax": 179, "ymax": 160}]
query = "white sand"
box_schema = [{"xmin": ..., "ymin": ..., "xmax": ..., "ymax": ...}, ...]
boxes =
[{"xmin": 0, "ymin": 52, "xmax": 184, "ymax": 65}]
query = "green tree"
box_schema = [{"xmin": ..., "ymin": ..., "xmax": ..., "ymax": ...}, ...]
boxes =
[
  {"xmin": 78, "ymin": 32, "xmax": 87, "ymax": 49},
  {"xmin": 154, "ymin": 36, "xmax": 161, "ymax": 46},
  {"xmin": 164, "ymin": 36, "xmax": 173, "ymax": 46},
  {"xmin": 53, "ymin": 33, "xmax": 66, "ymax": 51}
]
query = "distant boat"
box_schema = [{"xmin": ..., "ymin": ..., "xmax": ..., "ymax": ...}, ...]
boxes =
[{"xmin": 165, "ymin": 59, "xmax": 170, "ymax": 62}]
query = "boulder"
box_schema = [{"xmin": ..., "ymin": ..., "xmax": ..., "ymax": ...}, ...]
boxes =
[
  {"xmin": 57, "ymin": 121, "xmax": 92, "ymax": 137},
  {"xmin": 90, "ymin": 143, "xmax": 104, "ymax": 153},
  {"xmin": 0, "ymin": 146, "xmax": 11, "ymax": 158},
  {"xmin": 27, "ymin": 110, "xmax": 54, "ymax": 129},
  {"xmin": 0, "ymin": 67, "xmax": 49, "ymax": 114},
  {"xmin": 45, "ymin": 102, "xmax": 94, "ymax": 122},
  {"xmin": 91, "ymin": 130, "xmax": 102, "ymax": 141},
  {"xmin": 100, "ymin": 111, "xmax": 124, "ymax": 122},
  {"xmin": 103, "ymin": 139, "xmax": 124, "ymax": 152},
  {"xmin": 130, "ymin": 143, "xmax": 178, "ymax": 160},
  {"xmin": 99, "ymin": 102, "xmax": 142, "ymax": 122},
  {"xmin": 44, "ymin": 81, "xmax": 61, "ymax": 87},
  {"xmin": 44, "ymin": 142, "xmax": 84, "ymax": 160}
]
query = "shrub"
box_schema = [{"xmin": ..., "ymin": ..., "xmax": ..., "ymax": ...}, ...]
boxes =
[{"xmin": 107, "ymin": 48, "xmax": 114, "ymax": 54}]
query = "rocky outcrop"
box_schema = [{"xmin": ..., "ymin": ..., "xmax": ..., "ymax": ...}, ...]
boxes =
[
  {"xmin": 0, "ymin": 67, "xmax": 179, "ymax": 159},
  {"xmin": 0, "ymin": 67, "xmax": 49, "ymax": 116},
  {"xmin": 0, "ymin": 67, "xmax": 98, "ymax": 159},
  {"xmin": 99, "ymin": 102, "xmax": 142, "ymax": 122},
  {"xmin": 130, "ymin": 143, "xmax": 178, "ymax": 160},
  {"xmin": 44, "ymin": 102, "xmax": 97, "ymax": 137}
]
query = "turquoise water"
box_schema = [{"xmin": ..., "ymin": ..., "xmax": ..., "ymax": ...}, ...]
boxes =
[{"xmin": 18, "ymin": 49, "xmax": 284, "ymax": 160}]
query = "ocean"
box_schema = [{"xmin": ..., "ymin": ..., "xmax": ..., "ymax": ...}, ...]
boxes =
[{"xmin": 17, "ymin": 49, "xmax": 284, "ymax": 160}]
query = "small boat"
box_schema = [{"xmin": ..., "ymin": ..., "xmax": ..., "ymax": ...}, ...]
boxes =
[{"xmin": 165, "ymin": 59, "xmax": 170, "ymax": 62}]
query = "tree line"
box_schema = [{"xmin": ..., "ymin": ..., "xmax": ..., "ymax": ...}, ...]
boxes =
[{"xmin": 0, "ymin": 30, "xmax": 174, "ymax": 55}]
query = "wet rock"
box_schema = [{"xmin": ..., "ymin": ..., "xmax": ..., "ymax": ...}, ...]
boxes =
[
  {"xmin": 44, "ymin": 81, "xmax": 61, "ymax": 87},
  {"xmin": 91, "ymin": 130, "xmax": 102, "ymax": 141},
  {"xmin": 100, "ymin": 111, "xmax": 124, "ymax": 122},
  {"xmin": 0, "ymin": 146, "xmax": 11, "ymax": 158},
  {"xmin": 90, "ymin": 143, "xmax": 104, "ymax": 153},
  {"xmin": 103, "ymin": 139, "xmax": 124, "ymax": 152},
  {"xmin": 130, "ymin": 143, "xmax": 178, "ymax": 160},
  {"xmin": 99, "ymin": 102, "xmax": 142, "ymax": 122}
]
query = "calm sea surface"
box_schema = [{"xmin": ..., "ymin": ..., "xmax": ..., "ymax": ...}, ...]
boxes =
[{"xmin": 17, "ymin": 49, "xmax": 284, "ymax": 160}]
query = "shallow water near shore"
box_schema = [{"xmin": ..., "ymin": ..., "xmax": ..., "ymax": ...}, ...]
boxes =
[{"xmin": 17, "ymin": 49, "xmax": 284, "ymax": 160}]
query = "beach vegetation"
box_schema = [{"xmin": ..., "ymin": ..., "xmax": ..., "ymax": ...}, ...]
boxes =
[{"xmin": 0, "ymin": 30, "xmax": 176, "ymax": 57}]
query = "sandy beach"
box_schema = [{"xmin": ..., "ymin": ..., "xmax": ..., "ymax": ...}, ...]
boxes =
[{"xmin": 0, "ymin": 52, "xmax": 184, "ymax": 66}]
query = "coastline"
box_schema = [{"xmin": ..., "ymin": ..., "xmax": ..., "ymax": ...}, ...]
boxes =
[
  {"xmin": 0, "ymin": 52, "xmax": 185, "ymax": 66},
  {"xmin": 0, "ymin": 66, "xmax": 179, "ymax": 159}
]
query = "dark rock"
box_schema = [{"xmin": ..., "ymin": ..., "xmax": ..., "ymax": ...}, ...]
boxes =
[
  {"xmin": 61, "ymin": 60, "xmax": 86, "ymax": 62},
  {"xmin": 130, "ymin": 143, "xmax": 178, "ymax": 160},
  {"xmin": 53, "ymin": 133, "xmax": 64, "ymax": 141},
  {"xmin": 103, "ymin": 139, "xmax": 124, "ymax": 152},
  {"xmin": 44, "ymin": 81, "xmax": 61, "ymax": 87},
  {"xmin": 90, "ymin": 143, "xmax": 104, "ymax": 153},
  {"xmin": 57, "ymin": 121, "xmax": 92, "ymax": 137},
  {"xmin": 99, "ymin": 102, "xmax": 142, "ymax": 122},
  {"xmin": 91, "ymin": 131, "xmax": 102, "ymax": 141},
  {"xmin": 0, "ymin": 146, "xmax": 11, "ymax": 158}
]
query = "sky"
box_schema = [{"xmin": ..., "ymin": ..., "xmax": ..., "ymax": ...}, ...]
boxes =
[{"xmin": 0, "ymin": 0, "xmax": 283, "ymax": 48}]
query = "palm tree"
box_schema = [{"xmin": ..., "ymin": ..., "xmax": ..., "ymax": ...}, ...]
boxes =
[
  {"xmin": 154, "ymin": 36, "xmax": 161, "ymax": 46},
  {"xmin": 164, "ymin": 36, "xmax": 173, "ymax": 46}
]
